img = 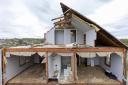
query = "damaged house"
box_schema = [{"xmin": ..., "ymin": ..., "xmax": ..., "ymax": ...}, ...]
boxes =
[{"xmin": 1, "ymin": 3, "xmax": 128, "ymax": 85}]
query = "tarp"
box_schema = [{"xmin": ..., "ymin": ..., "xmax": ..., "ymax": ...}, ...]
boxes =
[
  {"xmin": 38, "ymin": 52, "xmax": 46, "ymax": 57},
  {"xmin": 7, "ymin": 52, "xmax": 35, "ymax": 57},
  {"xmin": 77, "ymin": 52, "xmax": 123, "ymax": 58},
  {"xmin": 6, "ymin": 52, "xmax": 52, "ymax": 57},
  {"xmin": 77, "ymin": 52, "xmax": 96, "ymax": 58}
]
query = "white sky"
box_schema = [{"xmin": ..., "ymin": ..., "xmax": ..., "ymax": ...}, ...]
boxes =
[{"xmin": 0, "ymin": 0, "xmax": 128, "ymax": 39}]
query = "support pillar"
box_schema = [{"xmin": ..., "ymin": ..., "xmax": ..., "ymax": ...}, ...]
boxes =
[{"xmin": 45, "ymin": 51, "xmax": 48, "ymax": 83}]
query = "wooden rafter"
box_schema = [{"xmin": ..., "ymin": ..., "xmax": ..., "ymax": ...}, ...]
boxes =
[
  {"xmin": 51, "ymin": 16, "xmax": 64, "ymax": 21},
  {"xmin": 98, "ymin": 32, "xmax": 120, "ymax": 47}
]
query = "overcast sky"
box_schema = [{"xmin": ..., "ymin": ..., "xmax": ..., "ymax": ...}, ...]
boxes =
[{"xmin": 0, "ymin": 0, "xmax": 128, "ymax": 39}]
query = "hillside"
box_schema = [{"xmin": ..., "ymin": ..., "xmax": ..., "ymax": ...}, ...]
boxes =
[
  {"xmin": 0, "ymin": 38, "xmax": 44, "ymax": 48},
  {"xmin": 120, "ymin": 39, "xmax": 128, "ymax": 46},
  {"xmin": 0, "ymin": 38, "xmax": 128, "ymax": 49}
]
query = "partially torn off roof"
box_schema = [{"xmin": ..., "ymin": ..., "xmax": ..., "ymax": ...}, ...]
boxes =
[{"xmin": 60, "ymin": 3, "xmax": 127, "ymax": 49}]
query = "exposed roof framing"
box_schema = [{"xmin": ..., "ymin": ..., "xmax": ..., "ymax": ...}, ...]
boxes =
[{"xmin": 60, "ymin": 3, "xmax": 127, "ymax": 48}]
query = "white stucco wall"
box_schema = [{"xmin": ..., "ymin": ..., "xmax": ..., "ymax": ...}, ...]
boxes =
[
  {"xmin": 45, "ymin": 28, "xmax": 55, "ymax": 44},
  {"xmin": 0, "ymin": 50, "xmax": 2, "ymax": 85},
  {"xmin": 6, "ymin": 55, "xmax": 34, "ymax": 81},
  {"xmin": 86, "ymin": 29, "xmax": 96, "ymax": 46}
]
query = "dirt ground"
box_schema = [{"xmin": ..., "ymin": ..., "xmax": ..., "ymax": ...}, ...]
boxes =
[
  {"xmin": 77, "ymin": 65, "xmax": 120, "ymax": 84},
  {"xmin": 7, "ymin": 64, "xmax": 46, "ymax": 84}
]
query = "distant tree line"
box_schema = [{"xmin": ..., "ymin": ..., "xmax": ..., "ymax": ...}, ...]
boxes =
[{"xmin": 0, "ymin": 38, "xmax": 45, "ymax": 48}]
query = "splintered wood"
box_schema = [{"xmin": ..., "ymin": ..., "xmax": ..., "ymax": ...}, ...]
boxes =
[
  {"xmin": 77, "ymin": 65, "xmax": 120, "ymax": 84},
  {"xmin": 53, "ymin": 12, "xmax": 73, "ymax": 29},
  {"xmin": 7, "ymin": 64, "xmax": 46, "ymax": 84}
]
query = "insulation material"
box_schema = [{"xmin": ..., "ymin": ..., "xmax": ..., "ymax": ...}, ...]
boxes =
[
  {"xmin": 7, "ymin": 52, "xmax": 52, "ymax": 58},
  {"xmin": 96, "ymin": 52, "xmax": 110, "ymax": 57},
  {"xmin": 96, "ymin": 52, "xmax": 123, "ymax": 58},
  {"xmin": 41, "ymin": 58, "xmax": 46, "ymax": 63},
  {"xmin": 96, "ymin": 52, "xmax": 108, "ymax": 56},
  {"xmin": 77, "ymin": 52, "xmax": 96, "ymax": 58},
  {"xmin": 77, "ymin": 52, "xmax": 122, "ymax": 58},
  {"xmin": 90, "ymin": 52, "xmax": 96, "ymax": 58},
  {"xmin": 37, "ymin": 52, "xmax": 46, "ymax": 57},
  {"xmin": 57, "ymin": 53, "xmax": 73, "ymax": 56},
  {"xmin": 115, "ymin": 52, "xmax": 123, "ymax": 57},
  {"xmin": 77, "ymin": 52, "xmax": 90, "ymax": 58},
  {"xmin": 7, "ymin": 52, "xmax": 35, "ymax": 57}
]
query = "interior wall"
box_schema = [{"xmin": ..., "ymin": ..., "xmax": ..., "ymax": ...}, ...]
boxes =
[
  {"xmin": 55, "ymin": 30, "xmax": 64, "ymax": 44},
  {"xmin": 100, "ymin": 57, "xmax": 110, "ymax": 70},
  {"xmin": 94, "ymin": 57, "xmax": 100, "ymax": 65},
  {"xmin": 6, "ymin": 55, "xmax": 34, "ymax": 81},
  {"xmin": 87, "ymin": 56, "xmax": 100, "ymax": 66},
  {"xmin": 110, "ymin": 53, "xmax": 123, "ymax": 81},
  {"xmin": 100, "ymin": 54, "xmax": 123, "ymax": 81},
  {"xmin": 48, "ymin": 55, "xmax": 61, "ymax": 78},
  {"xmin": 76, "ymin": 30, "xmax": 83, "ymax": 44},
  {"xmin": 48, "ymin": 55, "xmax": 53, "ymax": 78},
  {"xmin": 86, "ymin": 29, "xmax": 96, "ymax": 46},
  {"xmin": 64, "ymin": 29, "xmax": 71, "ymax": 44},
  {"xmin": 45, "ymin": 28, "xmax": 55, "ymax": 44}
]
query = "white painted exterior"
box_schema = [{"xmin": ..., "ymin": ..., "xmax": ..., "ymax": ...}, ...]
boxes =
[
  {"xmin": 45, "ymin": 13, "xmax": 97, "ymax": 46},
  {"xmin": 45, "ymin": 28, "xmax": 55, "ymax": 44},
  {"xmin": 46, "ymin": 28, "xmax": 96, "ymax": 46}
]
